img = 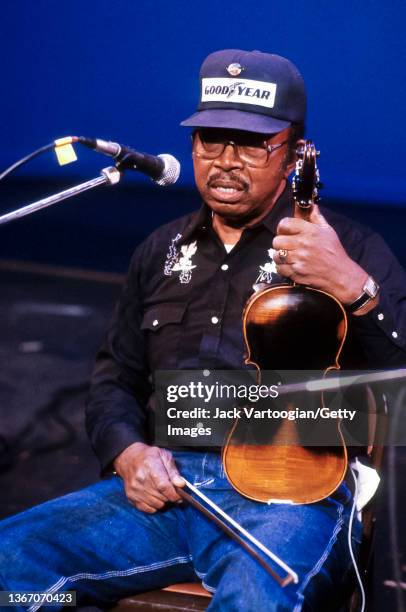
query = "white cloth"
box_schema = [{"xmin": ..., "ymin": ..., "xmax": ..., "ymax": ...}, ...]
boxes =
[{"xmin": 350, "ymin": 457, "xmax": 380, "ymax": 512}]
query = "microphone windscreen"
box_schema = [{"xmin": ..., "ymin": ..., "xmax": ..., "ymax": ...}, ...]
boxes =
[{"xmin": 156, "ymin": 154, "xmax": 181, "ymax": 186}]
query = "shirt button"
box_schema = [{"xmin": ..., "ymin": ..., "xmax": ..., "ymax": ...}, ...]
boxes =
[
  {"xmin": 392, "ymin": 331, "xmax": 398, "ymax": 338},
  {"xmin": 377, "ymin": 313, "xmax": 384, "ymax": 321},
  {"xmin": 211, "ymin": 316, "xmax": 219, "ymax": 325},
  {"xmin": 152, "ymin": 319, "xmax": 159, "ymax": 327},
  {"xmin": 221, "ymin": 264, "xmax": 229, "ymax": 271}
]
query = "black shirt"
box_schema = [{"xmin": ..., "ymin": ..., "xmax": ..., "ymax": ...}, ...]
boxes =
[{"xmin": 86, "ymin": 186, "xmax": 406, "ymax": 471}]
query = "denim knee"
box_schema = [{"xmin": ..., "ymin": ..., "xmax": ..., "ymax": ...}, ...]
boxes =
[{"xmin": 202, "ymin": 550, "xmax": 300, "ymax": 612}]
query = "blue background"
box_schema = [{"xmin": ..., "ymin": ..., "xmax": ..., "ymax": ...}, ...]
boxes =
[
  {"xmin": 0, "ymin": 1, "xmax": 405, "ymax": 273},
  {"xmin": 2, "ymin": 0, "xmax": 405, "ymax": 205}
]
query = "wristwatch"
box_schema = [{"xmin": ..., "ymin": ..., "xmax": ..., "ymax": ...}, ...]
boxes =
[{"xmin": 347, "ymin": 276, "xmax": 380, "ymax": 313}]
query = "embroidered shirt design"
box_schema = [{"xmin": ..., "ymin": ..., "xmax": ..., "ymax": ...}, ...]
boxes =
[
  {"xmin": 255, "ymin": 248, "xmax": 278, "ymax": 284},
  {"xmin": 164, "ymin": 234, "xmax": 198, "ymax": 284},
  {"xmin": 164, "ymin": 233, "xmax": 182, "ymax": 276}
]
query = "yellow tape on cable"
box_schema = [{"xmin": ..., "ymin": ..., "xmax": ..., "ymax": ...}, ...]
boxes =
[{"xmin": 54, "ymin": 140, "xmax": 77, "ymax": 166}]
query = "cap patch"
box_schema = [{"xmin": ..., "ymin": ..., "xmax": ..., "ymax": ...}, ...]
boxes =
[
  {"xmin": 201, "ymin": 78, "xmax": 277, "ymax": 109},
  {"xmin": 227, "ymin": 62, "xmax": 243, "ymax": 76}
]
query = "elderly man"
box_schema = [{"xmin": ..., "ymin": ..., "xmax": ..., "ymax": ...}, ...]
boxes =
[{"xmin": 1, "ymin": 49, "xmax": 405, "ymax": 611}]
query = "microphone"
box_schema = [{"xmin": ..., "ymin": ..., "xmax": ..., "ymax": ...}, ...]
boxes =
[{"xmin": 75, "ymin": 137, "xmax": 180, "ymax": 186}]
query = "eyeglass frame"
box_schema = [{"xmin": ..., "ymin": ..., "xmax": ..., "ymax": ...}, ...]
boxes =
[{"xmin": 192, "ymin": 129, "xmax": 289, "ymax": 168}]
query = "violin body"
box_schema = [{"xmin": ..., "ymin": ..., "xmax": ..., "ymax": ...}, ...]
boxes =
[
  {"xmin": 223, "ymin": 142, "xmax": 350, "ymax": 505},
  {"xmin": 242, "ymin": 285, "xmax": 347, "ymax": 371},
  {"xmin": 223, "ymin": 285, "xmax": 348, "ymax": 504}
]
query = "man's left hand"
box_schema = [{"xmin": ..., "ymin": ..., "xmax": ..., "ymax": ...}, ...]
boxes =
[{"xmin": 273, "ymin": 205, "xmax": 369, "ymax": 306}]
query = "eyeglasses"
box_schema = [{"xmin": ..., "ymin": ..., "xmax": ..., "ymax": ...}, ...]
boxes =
[{"xmin": 193, "ymin": 129, "xmax": 288, "ymax": 168}]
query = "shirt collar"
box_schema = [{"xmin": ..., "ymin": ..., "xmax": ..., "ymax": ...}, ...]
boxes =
[
  {"xmin": 178, "ymin": 205, "xmax": 212, "ymax": 246},
  {"xmin": 179, "ymin": 181, "xmax": 294, "ymax": 245}
]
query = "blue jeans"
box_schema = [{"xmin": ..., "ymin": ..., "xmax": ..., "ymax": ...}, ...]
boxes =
[{"xmin": 0, "ymin": 451, "xmax": 361, "ymax": 611}]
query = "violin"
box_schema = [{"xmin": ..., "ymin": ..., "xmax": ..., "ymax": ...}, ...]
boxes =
[{"xmin": 222, "ymin": 141, "xmax": 349, "ymax": 505}]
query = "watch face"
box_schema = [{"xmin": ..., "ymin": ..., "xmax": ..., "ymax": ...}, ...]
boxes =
[{"xmin": 364, "ymin": 277, "xmax": 379, "ymax": 298}]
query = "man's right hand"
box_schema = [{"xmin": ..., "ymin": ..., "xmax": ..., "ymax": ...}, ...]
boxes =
[{"xmin": 113, "ymin": 442, "xmax": 185, "ymax": 513}]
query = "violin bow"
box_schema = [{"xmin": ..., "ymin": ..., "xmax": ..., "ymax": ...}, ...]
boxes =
[
  {"xmin": 277, "ymin": 367, "xmax": 406, "ymax": 396},
  {"xmin": 176, "ymin": 478, "xmax": 298, "ymax": 587}
]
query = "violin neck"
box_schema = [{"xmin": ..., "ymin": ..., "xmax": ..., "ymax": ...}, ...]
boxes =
[{"xmin": 294, "ymin": 202, "xmax": 312, "ymax": 222}]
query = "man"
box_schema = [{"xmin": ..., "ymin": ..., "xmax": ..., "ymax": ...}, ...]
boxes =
[{"xmin": 1, "ymin": 49, "xmax": 406, "ymax": 611}]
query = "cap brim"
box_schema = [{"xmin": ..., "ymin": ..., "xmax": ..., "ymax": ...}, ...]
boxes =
[{"xmin": 180, "ymin": 109, "xmax": 291, "ymax": 134}]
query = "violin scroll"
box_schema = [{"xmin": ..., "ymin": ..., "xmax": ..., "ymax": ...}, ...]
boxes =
[{"xmin": 292, "ymin": 140, "xmax": 322, "ymax": 212}]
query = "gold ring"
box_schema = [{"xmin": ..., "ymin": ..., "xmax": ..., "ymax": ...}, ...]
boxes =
[{"xmin": 278, "ymin": 248, "xmax": 288, "ymax": 263}]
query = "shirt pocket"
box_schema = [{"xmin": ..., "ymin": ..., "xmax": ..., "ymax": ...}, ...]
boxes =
[{"xmin": 141, "ymin": 302, "xmax": 186, "ymax": 369}]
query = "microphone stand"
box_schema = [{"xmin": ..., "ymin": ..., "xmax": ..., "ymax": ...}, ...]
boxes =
[{"xmin": 0, "ymin": 166, "xmax": 121, "ymax": 226}]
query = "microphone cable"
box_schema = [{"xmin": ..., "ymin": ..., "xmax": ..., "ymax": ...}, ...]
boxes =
[
  {"xmin": 0, "ymin": 141, "xmax": 60, "ymax": 181},
  {"xmin": 349, "ymin": 464, "xmax": 366, "ymax": 612},
  {"xmin": 0, "ymin": 137, "xmax": 81, "ymax": 182}
]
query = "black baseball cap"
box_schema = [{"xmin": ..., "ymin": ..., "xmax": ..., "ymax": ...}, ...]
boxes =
[{"xmin": 181, "ymin": 49, "xmax": 306, "ymax": 134}]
